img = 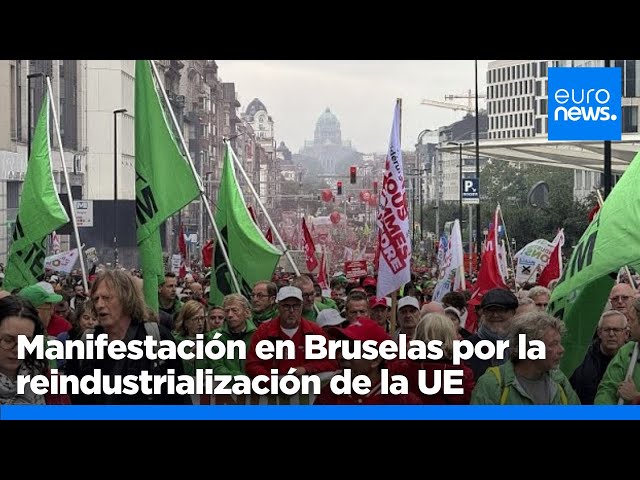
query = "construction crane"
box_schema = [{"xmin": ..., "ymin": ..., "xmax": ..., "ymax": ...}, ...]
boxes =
[{"xmin": 421, "ymin": 89, "xmax": 486, "ymax": 114}]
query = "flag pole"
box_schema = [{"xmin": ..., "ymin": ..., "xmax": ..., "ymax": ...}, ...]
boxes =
[
  {"xmin": 46, "ymin": 77, "xmax": 89, "ymax": 293},
  {"xmin": 227, "ymin": 143, "xmax": 302, "ymax": 278},
  {"xmin": 148, "ymin": 60, "xmax": 241, "ymax": 294},
  {"xmin": 596, "ymin": 185, "xmax": 638, "ymax": 402},
  {"xmin": 497, "ymin": 203, "xmax": 518, "ymax": 291}
]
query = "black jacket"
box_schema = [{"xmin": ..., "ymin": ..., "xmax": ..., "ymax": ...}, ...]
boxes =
[
  {"xmin": 569, "ymin": 339, "xmax": 614, "ymax": 405},
  {"xmin": 66, "ymin": 321, "xmax": 192, "ymax": 405}
]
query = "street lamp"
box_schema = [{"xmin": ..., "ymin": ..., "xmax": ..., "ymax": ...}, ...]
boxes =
[
  {"xmin": 448, "ymin": 141, "xmax": 474, "ymax": 223},
  {"xmin": 113, "ymin": 108, "xmax": 127, "ymax": 268},
  {"xmin": 416, "ymin": 128, "xmax": 435, "ymax": 243}
]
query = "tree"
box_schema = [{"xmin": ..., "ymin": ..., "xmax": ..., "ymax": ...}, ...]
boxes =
[{"xmin": 476, "ymin": 160, "xmax": 590, "ymax": 248}]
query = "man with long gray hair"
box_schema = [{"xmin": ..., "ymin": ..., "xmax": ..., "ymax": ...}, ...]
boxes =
[{"xmin": 66, "ymin": 270, "xmax": 190, "ymax": 405}]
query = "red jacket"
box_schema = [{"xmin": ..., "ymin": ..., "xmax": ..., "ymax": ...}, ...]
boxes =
[
  {"xmin": 47, "ymin": 314, "xmax": 72, "ymax": 337},
  {"xmin": 245, "ymin": 316, "xmax": 339, "ymax": 377},
  {"xmin": 389, "ymin": 359, "xmax": 475, "ymax": 405}
]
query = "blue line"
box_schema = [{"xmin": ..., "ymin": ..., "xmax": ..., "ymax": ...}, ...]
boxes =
[{"xmin": 1, "ymin": 405, "xmax": 639, "ymax": 420}]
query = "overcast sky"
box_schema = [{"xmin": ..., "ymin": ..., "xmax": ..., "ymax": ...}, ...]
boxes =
[{"xmin": 216, "ymin": 60, "xmax": 492, "ymax": 154}]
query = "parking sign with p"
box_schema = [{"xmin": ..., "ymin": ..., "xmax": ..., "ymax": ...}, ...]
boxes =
[{"xmin": 462, "ymin": 177, "xmax": 479, "ymax": 204}]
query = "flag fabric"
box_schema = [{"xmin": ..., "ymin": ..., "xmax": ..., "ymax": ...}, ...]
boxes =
[
  {"xmin": 208, "ymin": 142, "xmax": 282, "ymax": 306},
  {"xmin": 202, "ymin": 239, "xmax": 213, "ymax": 268},
  {"xmin": 44, "ymin": 248, "xmax": 79, "ymax": 274},
  {"xmin": 265, "ymin": 227, "xmax": 273, "ymax": 244},
  {"xmin": 466, "ymin": 205, "xmax": 508, "ymax": 333},
  {"xmin": 178, "ymin": 224, "xmax": 187, "ymax": 278},
  {"xmin": 376, "ymin": 100, "xmax": 411, "ymax": 298},
  {"xmin": 433, "ymin": 219, "xmax": 466, "ymax": 302},
  {"xmin": 513, "ymin": 238, "xmax": 555, "ymax": 285},
  {"xmin": 302, "ymin": 217, "xmax": 318, "ymax": 271},
  {"xmin": 135, "ymin": 59, "xmax": 200, "ymax": 312},
  {"xmin": 537, "ymin": 229, "xmax": 564, "ymax": 288},
  {"xmin": 549, "ymin": 151, "xmax": 640, "ymax": 377},
  {"xmin": 318, "ymin": 249, "xmax": 329, "ymax": 290},
  {"xmin": 248, "ymin": 205, "xmax": 258, "ymax": 225},
  {"xmin": 5, "ymin": 90, "xmax": 69, "ymax": 293},
  {"xmin": 588, "ymin": 203, "xmax": 600, "ymax": 223},
  {"xmin": 51, "ymin": 231, "xmax": 61, "ymax": 255}
]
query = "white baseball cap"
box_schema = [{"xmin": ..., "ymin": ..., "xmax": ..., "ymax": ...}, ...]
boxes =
[
  {"xmin": 276, "ymin": 286, "xmax": 303, "ymax": 303},
  {"xmin": 397, "ymin": 296, "xmax": 420, "ymax": 311},
  {"xmin": 316, "ymin": 309, "xmax": 345, "ymax": 328}
]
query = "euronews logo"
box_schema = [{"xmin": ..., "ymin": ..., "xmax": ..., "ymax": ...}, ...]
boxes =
[{"xmin": 548, "ymin": 67, "xmax": 622, "ymax": 141}]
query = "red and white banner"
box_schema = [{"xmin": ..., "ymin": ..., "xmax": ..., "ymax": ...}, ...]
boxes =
[
  {"xmin": 45, "ymin": 248, "xmax": 79, "ymax": 274},
  {"xmin": 345, "ymin": 260, "xmax": 368, "ymax": 280},
  {"xmin": 375, "ymin": 101, "xmax": 411, "ymax": 297},
  {"xmin": 318, "ymin": 250, "xmax": 329, "ymax": 290},
  {"xmin": 466, "ymin": 205, "xmax": 508, "ymax": 333},
  {"xmin": 302, "ymin": 217, "xmax": 318, "ymax": 271},
  {"xmin": 537, "ymin": 228, "xmax": 564, "ymax": 288}
]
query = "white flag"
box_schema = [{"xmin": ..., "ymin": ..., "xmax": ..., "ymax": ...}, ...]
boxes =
[
  {"xmin": 44, "ymin": 248, "xmax": 79, "ymax": 274},
  {"xmin": 376, "ymin": 100, "xmax": 411, "ymax": 298},
  {"xmin": 433, "ymin": 219, "xmax": 466, "ymax": 302}
]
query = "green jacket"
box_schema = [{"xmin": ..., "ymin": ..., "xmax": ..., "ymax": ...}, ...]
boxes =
[
  {"xmin": 470, "ymin": 360, "xmax": 580, "ymax": 405},
  {"xmin": 303, "ymin": 301, "xmax": 333, "ymax": 322},
  {"xmin": 198, "ymin": 319, "xmax": 257, "ymax": 376},
  {"xmin": 594, "ymin": 341, "xmax": 640, "ymax": 405}
]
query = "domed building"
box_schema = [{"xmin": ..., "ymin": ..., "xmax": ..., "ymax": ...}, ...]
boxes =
[{"xmin": 298, "ymin": 108, "xmax": 360, "ymax": 173}]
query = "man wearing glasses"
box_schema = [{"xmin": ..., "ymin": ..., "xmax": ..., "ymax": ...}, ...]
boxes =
[
  {"xmin": 607, "ymin": 283, "xmax": 637, "ymax": 318},
  {"xmin": 292, "ymin": 274, "xmax": 331, "ymax": 322},
  {"xmin": 596, "ymin": 297, "xmax": 640, "ymax": 404},
  {"xmin": 570, "ymin": 310, "xmax": 629, "ymax": 404},
  {"xmin": 245, "ymin": 286, "xmax": 338, "ymax": 379},
  {"xmin": 251, "ymin": 281, "xmax": 278, "ymax": 325}
]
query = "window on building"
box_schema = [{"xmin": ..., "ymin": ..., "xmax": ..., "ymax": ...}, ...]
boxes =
[
  {"xmin": 625, "ymin": 60, "xmax": 638, "ymax": 97},
  {"xmin": 536, "ymin": 118, "xmax": 542, "ymax": 134},
  {"xmin": 540, "ymin": 62, "xmax": 547, "ymax": 77},
  {"xmin": 540, "ymin": 99, "xmax": 547, "ymax": 115},
  {"xmin": 623, "ymin": 105, "xmax": 638, "ymax": 133}
]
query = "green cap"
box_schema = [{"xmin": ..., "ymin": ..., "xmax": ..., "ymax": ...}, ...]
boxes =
[{"xmin": 18, "ymin": 281, "xmax": 63, "ymax": 308}]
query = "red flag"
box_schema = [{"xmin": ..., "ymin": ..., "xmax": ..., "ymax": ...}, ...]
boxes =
[
  {"xmin": 265, "ymin": 227, "xmax": 273, "ymax": 244},
  {"xmin": 302, "ymin": 217, "xmax": 318, "ymax": 271},
  {"xmin": 537, "ymin": 229, "xmax": 564, "ymax": 287},
  {"xmin": 178, "ymin": 224, "xmax": 188, "ymax": 278},
  {"xmin": 466, "ymin": 206, "xmax": 508, "ymax": 333},
  {"xmin": 201, "ymin": 239, "xmax": 213, "ymax": 268},
  {"xmin": 588, "ymin": 203, "xmax": 600, "ymax": 223}
]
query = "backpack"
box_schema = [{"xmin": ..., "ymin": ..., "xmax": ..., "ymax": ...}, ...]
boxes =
[
  {"xmin": 78, "ymin": 322, "xmax": 162, "ymax": 372},
  {"xmin": 487, "ymin": 365, "xmax": 568, "ymax": 405}
]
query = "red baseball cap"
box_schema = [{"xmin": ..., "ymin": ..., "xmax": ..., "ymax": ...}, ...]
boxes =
[
  {"xmin": 368, "ymin": 296, "xmax": 388, "ymax": 309},
  {"xmin": 362, "ymin": 277, "xmax": 377, "ymax": 288},
  {"xmin": 328, "ymin": 317, "xmax": 391, "ymax": 345}
]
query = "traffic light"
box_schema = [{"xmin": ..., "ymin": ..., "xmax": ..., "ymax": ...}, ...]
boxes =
[
  {"xmin": 337, "ymin": 181, "xmax": 343, "ymax": 195},
  {"xmin": 350, "ymin": 166, "xmax": 357, "ymax": 184},
  {"xmin": 373, "ymin": 181, "xmax": 378, "ymax": 194}
]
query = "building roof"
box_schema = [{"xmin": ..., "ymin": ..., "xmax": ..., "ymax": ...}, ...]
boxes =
[{"xmin": 440, "ymin": 134, "xmax": 640, "ymax": 174}]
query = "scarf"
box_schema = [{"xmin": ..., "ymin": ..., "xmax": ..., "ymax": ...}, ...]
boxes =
[
  {"xmin": 0, "ymin": 363, "xmax": 46, "ymax": 405},
  {"xmin": 253, "ymin": 306, "xmax": 278, "ymax": 325},
  {"xmin": 476, "ymin": 323, "xmax": 510, "ymax": 343}
]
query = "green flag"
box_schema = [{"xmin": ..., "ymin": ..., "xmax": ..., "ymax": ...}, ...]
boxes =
[
  {"xmin": 550, "ymin": 150, "xmax": 640, "ymax": 377},
  {"xmin": 135, "ymin": 60, "xmax": 200, "ymax": 311},
  {"xmin": 209, "ymin": 143, "xmax": 282, "ymax": 306},
  {"xmin": 5, "ymin": 90, "xmax": 69, "ymax": 293}
]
